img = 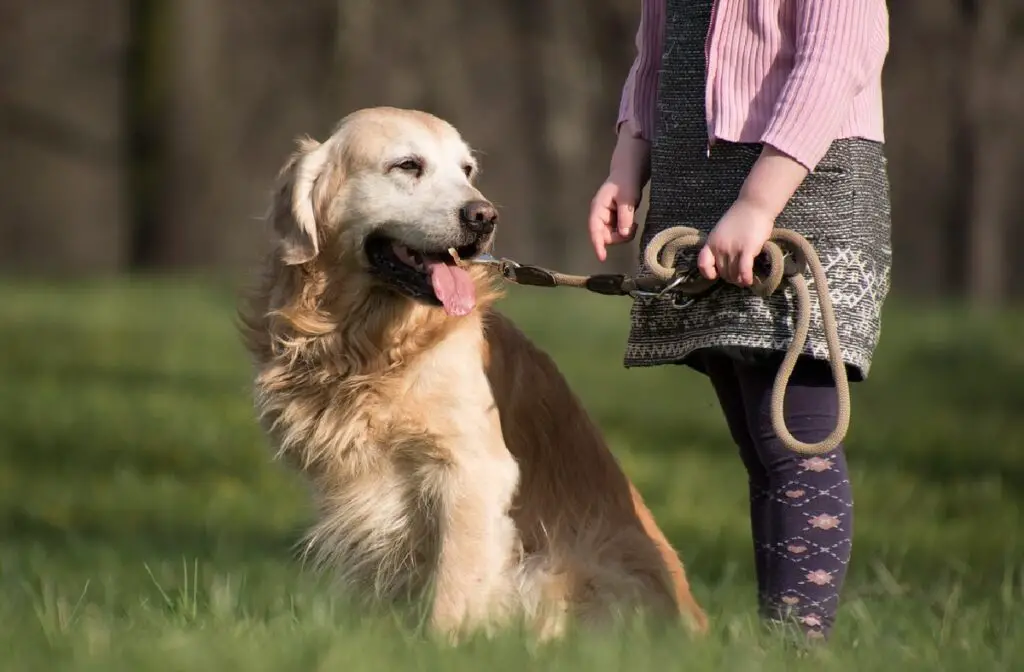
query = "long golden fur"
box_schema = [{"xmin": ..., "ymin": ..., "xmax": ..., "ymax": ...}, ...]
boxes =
[{"xmin": 238, "ymin": 106, "xmax": 707, "ymax": 641}]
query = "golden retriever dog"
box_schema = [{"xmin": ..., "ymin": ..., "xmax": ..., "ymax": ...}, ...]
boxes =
[{"xmin": 239, "ymin": 106, "xmax": 707, "ymax": 641}]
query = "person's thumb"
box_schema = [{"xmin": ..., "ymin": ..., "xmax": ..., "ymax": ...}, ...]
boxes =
[{"xmin": 697, "ymin": 244, "xmax": 718, "ymax": 281}]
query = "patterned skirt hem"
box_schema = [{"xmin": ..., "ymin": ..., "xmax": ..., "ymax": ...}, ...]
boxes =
[{"xmin": 621, "ymin": 333, "xmax": 873, "ymax": 380}]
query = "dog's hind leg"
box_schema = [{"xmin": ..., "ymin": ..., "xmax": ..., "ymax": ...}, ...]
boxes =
[{"xmin": 516, "ymin": 524, "xmax": 687, "ymax": 638}]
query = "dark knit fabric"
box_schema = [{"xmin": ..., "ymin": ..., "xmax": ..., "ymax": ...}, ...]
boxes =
[{"xmin": 623, "ymin": 0, "xmax": 893, "ymax": 381}]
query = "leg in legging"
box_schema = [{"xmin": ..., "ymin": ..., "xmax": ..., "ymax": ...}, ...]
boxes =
[
  {"xmin": 734, "ymin": 358, "xmax": 854, "ymax": 640},
  {"xmin": 700, "ymin": 352, "xmax": 774, "ymax": 612}
]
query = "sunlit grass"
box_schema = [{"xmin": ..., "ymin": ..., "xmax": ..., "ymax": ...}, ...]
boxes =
[{"xmin": 0, "ymin": 277, "xmax": 1021, "ymax": 670}]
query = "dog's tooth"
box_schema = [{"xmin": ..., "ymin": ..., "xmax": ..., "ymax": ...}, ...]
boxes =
[{"xmin": 448, "ymin": 247, "xmax": 462, "ymax": 265}]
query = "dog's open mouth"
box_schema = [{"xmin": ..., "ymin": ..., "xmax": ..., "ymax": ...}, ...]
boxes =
[{"xmin": 365, "ymin": 235, "xmax": 485, "ymax": 317}]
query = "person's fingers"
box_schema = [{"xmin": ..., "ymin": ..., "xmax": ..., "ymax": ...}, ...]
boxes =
[
  {"xmin": 717, "ymin": 253, "xmax": 734, "ymax": 284},
  {"xmin": 590, "ymin": 181, "xmax": 644, "ymax": 261},
  {"xmin": 697, "ymin": 244, "xmax": 718, "ymax": 281},
  {"xmin": 588, "ymin": 185, "xmax": 616, "ymax": 261},
  {"xmin": 590, "ymin": 225, "xmax": 608, "ymax": 261},
  {"xmin": 714, "ymin": 254, "xmax": 728, "ymax": 284},
  {"xmin": 588, "ymin": 213, "xmax": 609, "ymax": 261},
  {"xmin": 737, "ymin": 249, "xmax": 756, "ymax": 287},
  {"xmin": 616, "ymin": 200, "xmax": 637, "ymax": 240}
]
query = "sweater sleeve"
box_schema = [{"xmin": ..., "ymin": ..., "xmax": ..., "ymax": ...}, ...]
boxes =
[
  {"xmin": 616, "ymin": 0, "xmax": 666, "ymax": 140},
  {"xmin": 759, "ymin": 0, "xmax": 889, "ymax": 170}
]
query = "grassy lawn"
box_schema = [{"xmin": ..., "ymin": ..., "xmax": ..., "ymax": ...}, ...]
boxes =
[{"xmin": 0, "ymin": 276, "xmax": 1022, "ymax": 670}]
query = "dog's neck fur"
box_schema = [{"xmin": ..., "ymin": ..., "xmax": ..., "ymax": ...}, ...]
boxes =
[
  {"xmin": 262, "ymin": 259, "xmax": 501, "ymax": 370},
  {"xmin": 238, "ymin": 254, "xmax": 504, "ymax": 470}
]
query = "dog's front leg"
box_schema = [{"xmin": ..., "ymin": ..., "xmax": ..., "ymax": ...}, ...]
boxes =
[{"xmin": 428, "ymin": 443, "xmax": 521, "ymax": 642}]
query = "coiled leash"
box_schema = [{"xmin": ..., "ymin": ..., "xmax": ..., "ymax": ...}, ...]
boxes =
[{"xmin": 470, "ymin": 227, "xmax": 849, "ymax": 455}]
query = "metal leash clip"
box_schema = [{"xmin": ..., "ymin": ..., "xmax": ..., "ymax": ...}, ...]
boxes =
[
  {"xmin": 627, "ymin": 274, "xmax": 669, "ymax": 299},
  {"xmin": 628, "ymin": 267, "xmax": 705, "ymax": 303},
  {"xmin": 657, "ymin": 273, "xmax": 692, "ymax": 297},
  {"xmin": 469, "ymin": 253, "xmax": 517, "ymax": 276},
  {"xmin": 467, "ymin": 252, "xmax": 504, "ymax": 268},
  {"xmin": 468, "ymin": 252, "xmax": 531, "ymax": 284}
]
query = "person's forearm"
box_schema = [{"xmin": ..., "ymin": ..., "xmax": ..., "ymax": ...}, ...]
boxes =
[
  {"xmin": 609, "ymin": 128, "xmax": 651, "ymax": 188},
  {"xmin": 737, "ymin": 144, "xmax": 809, "ymax": 218}
]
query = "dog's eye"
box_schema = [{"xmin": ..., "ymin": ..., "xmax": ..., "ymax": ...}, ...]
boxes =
[
  {"xmin": 393, "ymin": 158, "xmax": 424, "ymax": 177},
  {"xmin": 462, "ymin": 164, "xmax": 474, "ymax": 178}
]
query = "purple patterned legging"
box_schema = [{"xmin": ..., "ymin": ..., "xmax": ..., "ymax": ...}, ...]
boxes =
[{"xmin": 701, "ymin": 351, "xmax": 853, "ymax": 640}]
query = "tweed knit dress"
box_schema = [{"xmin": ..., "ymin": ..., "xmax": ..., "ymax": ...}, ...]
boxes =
[{"xmin": 623, "ymin": 0, "xmax": 893, "ymax": 382}]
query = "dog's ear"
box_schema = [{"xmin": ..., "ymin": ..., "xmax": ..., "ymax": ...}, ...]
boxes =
[{"xmin": 271, "ymin": 137, "xmax": 335, "ymax": 265}]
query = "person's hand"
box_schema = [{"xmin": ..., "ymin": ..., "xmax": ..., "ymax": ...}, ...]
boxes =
[
  {"xmin": 697, "ymin": 198, "xmax": 776, "ymax": 287},
  {"xmin": 698, "ymin": 143, "xmax": 810, "ymax": 286},
  {"xmin": 588, "ymin": 125, "xmax": 651, "ymax": 262},
  {"xmin": 588, "ymin": 181, "xmax": 638, "ymax": 262}
]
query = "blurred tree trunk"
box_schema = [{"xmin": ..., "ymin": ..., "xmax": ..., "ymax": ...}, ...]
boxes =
[
  {"xmin": 125, "ymin": 0, "xmax": 165, "ymax": 269},
  {"xmin": 506, "ymin": 0, "xmax": 630, "ymax": 273},
  {"xmin": 539, "ymin": 0, "xmax": 609, "ymax": 273},
  {"xmin": 508, "ymin": 0, "xmax": 558, "ymax": 264},
  {"xmin": 148, "ymin": 0, "xmax": 338, "ymax": 272},
  {"xmin": 0, "ymin": 1, "xmax": 127, "ymax": 275},
  {"xmin": 962, "ymin": 0, "xmax": 1021, "ymax": 307},
  {"xmin": 884, "ymin": 0, "xmax": 963, "ymax": 297},
  {"xmin": 146, "ymin": 0, "xmax": 228, "ymax": 268}
]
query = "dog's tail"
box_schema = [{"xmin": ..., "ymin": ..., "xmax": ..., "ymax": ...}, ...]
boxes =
[
  {"xmin": 627, "ymin": 482, "xmax": 709, "ymax": 634},
  {"xmin": 514, "ymin": 514, "xmax": 707, "ymax": 639}
]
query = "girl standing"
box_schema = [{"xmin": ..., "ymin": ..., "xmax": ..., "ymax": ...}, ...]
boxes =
[{"xmin": 587, "ymin": 0, "xmax": 891, "ymax": 640}]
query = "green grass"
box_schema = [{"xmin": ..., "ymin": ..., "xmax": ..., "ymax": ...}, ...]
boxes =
[{"xmin": 1, "ymin": 276, "xmax": 1023, "ymax": 670}]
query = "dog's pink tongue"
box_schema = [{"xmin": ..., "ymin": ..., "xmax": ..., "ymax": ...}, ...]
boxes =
[{"xmin": 426, "ymin": 261, "xmax": 476, "ymax": 316}]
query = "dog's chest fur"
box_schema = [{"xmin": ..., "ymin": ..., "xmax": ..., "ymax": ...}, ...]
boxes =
[
  {"xmin": 298, "ymin": 315, "xmax": 521, "ymax": 605},
  {"xmin": 400, "ymin": 321, "xmax": 498, "ymax": 437}
]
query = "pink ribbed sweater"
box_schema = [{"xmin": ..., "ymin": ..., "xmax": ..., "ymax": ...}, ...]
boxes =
[{"xmin": 617, "ymin": 0, "xmax": 889, "ymax": 170}]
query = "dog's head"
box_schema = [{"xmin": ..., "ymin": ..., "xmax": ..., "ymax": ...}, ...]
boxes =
[{"xmin": 269, "ymin": 107, "xmax": 496, "ymax": 317}]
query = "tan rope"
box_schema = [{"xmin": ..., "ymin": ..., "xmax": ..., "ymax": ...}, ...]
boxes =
[
  {"xmin": 545, "ymin": 271, "xmax": 589, "ymax": 288},
  {"xmin": 642, "ymin": 226, "xmax": 849, "ymax": 455}
]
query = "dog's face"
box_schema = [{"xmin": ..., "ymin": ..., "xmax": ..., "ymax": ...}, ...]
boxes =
[{"xmin": 270, "ymin": 107, "xmax": 496, "ymax": 316}]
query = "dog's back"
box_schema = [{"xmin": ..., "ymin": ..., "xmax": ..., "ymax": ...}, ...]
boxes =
[{"xmin": 482, "ymin": 311, "xmax": 708, "ymax": 635}]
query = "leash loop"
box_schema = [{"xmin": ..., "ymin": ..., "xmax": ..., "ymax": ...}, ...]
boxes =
[{"xmin": 640, "ymin": 226, "xmax": 850, "ymax": 455}]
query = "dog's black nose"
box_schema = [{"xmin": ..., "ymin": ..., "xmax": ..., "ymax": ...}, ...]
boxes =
[{"xmin": 459, "ymin": 200, "xmax": 498, "ymax": 234}]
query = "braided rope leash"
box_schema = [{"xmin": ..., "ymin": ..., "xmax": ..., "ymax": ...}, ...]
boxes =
[
  {"xmin": 643, "ymin": 226, "xmax": 849, "ymax": 456},
  {"xmin": 474, "ymin": 226, "xmax": 849, "ymax": 455}
]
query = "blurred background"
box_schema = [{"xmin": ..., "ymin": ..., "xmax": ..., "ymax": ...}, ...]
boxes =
[
  {"xmin": 2, "ymin": 0, "xmax": 1023, "ymax": 302},
  {"xmin": 0, "ymin": 2, "xmax": 1023, "ymax": 668}
]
